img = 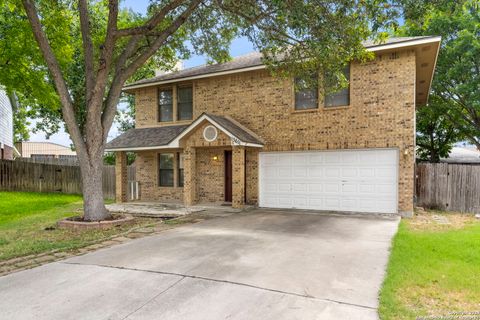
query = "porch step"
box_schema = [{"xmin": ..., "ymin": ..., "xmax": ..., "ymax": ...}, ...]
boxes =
[{"xmin": 106, "ymin": 203, "xmax": 204, "ymax": 218}]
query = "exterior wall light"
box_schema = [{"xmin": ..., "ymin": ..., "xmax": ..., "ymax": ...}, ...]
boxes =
[{"xmin": 212, "ymin": 155, "xmax": 219, "ymax": 161}]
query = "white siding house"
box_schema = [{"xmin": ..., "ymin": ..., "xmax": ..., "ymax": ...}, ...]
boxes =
[{"xmin": 0, "ymin": 89, "xmax": 14, "ymax": 159}]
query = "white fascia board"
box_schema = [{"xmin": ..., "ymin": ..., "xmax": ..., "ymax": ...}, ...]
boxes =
[
  {"xmin": 366, "ymin": 36, "xmax": 441, "ymax": 52},
  {"xmin": 107, "ymin": 114, "xmax": 264, "ymax": 152},
  {"xmin": 105, "ymin": 145, "xmax": 176, "ymax": 152},
  {"xmin": 170, "ymin": 113, "xmax": 264, "ymax": 147},
  {"xmin": 425, "ymin": 37, "xmax": 441, "ymax": 105}
]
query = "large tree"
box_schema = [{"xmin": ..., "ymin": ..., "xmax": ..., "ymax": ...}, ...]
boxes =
[
  {"xmin": 399, "ymin": 0, "xmax": 480, "ymax": 152},
  {"xmin": 416, "ymin": 96, "xmax": 464, "ymax": 162},
  {"xmin": 0, "ymin": 0, "xmax": 398, "ymax": 221}
]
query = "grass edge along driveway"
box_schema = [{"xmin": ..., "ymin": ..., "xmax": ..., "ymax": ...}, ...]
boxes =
[
  {"xmin": 0, "ymin": 191, "xmax": 162, "ymax": 262},
  {"xmin": 379, "ymin": 212, "xmax": 480, "ymax": 319}
]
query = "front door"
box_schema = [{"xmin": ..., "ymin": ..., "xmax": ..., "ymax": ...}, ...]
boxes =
[{"xmin": 224, "ymin": 151, "xmax": 233, "ymax": 202}]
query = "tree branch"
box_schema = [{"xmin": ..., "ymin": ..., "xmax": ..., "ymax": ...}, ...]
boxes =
[
  {"xmin": 22, "ymin": 0, "xmax": 87, "ymax": 159},
  {"xmin": 101, "ymin": 0, "xmax": 201, "ymax": 137},
  {"xmin": 78, "ymin": 0, "xmax": 95, "ymax": 104},
  {"xmin": 114, "ymin": 0, "xmax": 186, "ymax": 38},
  {"xmin": 84, "ymin": 0, "xmax": 120, "ymax": 157}
]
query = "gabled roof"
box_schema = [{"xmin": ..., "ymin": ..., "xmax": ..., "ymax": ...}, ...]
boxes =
[
  {"xmin": 169, "ymin": 113, "xmax": 264, "ymax": 147},
  {"xmin": 105, "ymin": 125, "xmax": 188, "ymax": 151},
  {"xmin": 105, "ymin": 113, "xmax": 263, "ymax": 152},
  {"xmin": 123, "ymin": 36, "xmax": 440, "ymax": 92}
]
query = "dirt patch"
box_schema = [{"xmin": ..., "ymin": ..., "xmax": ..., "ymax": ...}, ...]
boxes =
[
  {"xmin": 409, "ymin": 210, "xmax": 478, "ymax": 232},
  {"xmin": 400, "ymin": 284, "xmax": 480, "ymax": 317},
  {"xmin": 57, "ymin": 214, "xmax": 135, "ymax": 230}
]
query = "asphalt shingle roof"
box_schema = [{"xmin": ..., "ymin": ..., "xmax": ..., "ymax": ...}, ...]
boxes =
[
  {"xmin": 106, "ymin": 125, "xmax": 188, "ymax": 150},
  {"xmin": 105, "ymin": 113, "xmax": 263, "ymax": 150},
  {"xmin": 204, "ymin": 113, "xmax": 263, "ymax": 145},
  {"xmin": 124, "ymin": 36, "xmax": 434, "ymax": 89}
]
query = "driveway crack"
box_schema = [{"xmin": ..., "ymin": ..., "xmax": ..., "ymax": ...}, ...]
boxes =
[
  {"xmin": 120, "ymin": 275, "xmax": 185, "ymax": 320},
  {"xmin": 61, "ymin": 261, "xmax": 377, "ymax": 311}
]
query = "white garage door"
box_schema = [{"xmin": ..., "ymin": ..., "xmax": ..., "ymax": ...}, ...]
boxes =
[{"xmin": 259, "ymin": 149, "xmax": 398, "ymax": 213}]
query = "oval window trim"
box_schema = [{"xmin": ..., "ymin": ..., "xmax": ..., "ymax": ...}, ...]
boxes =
[{"xmin": 203, "ymin": 125, "xmax": 218, "ymax": 142}]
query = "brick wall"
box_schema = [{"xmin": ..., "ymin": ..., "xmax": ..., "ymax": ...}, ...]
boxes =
[
  {"xmin": 1, "ymin": 145, "xmax": 14, "ymax": 160},
  {"xmin": 135, "ymin": 150, "xmax": 184, "ymax": 202},
  {"xmin": 133, "ymin": 49, "xmax": 416, "ymax": 213}
]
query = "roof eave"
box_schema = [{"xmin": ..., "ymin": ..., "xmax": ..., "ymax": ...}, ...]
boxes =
[{"xmin": 122, "ymin": 36, "xmax": 442, "ymax": 92}]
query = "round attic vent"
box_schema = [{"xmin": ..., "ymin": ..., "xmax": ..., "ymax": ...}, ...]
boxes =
[{"xmin": 203, "ymin": 125, "xmax": 218, "ymax": 142}]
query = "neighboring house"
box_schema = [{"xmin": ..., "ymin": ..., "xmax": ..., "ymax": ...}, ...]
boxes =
[
  {"xmin": 16, "ymin": 141, "xmax": 77, "ymax": 160},
  {"xmin": 0, "ymin": 89, "xmax": 16, "ymax": 160},
  {"xmin": 441, "ymin": 147, "xmax": 480, "ymax": 164},
  {"xmin": 107, "ymin": 36, "xmax": 441, "ymax": 216}
]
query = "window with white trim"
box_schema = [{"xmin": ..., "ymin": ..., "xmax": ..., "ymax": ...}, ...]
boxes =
[{"xmin": 324, "ymin": 65, "xmax": 350, "ymax": 107}]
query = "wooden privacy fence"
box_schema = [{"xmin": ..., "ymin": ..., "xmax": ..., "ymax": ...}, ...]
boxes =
[
  {"xmin": 416, "ymin": 163, "xmax": 480, "ymax": 214},
  {"xmin": 0, "ymin": 160, "xmax": 135, "ymax": 200}
]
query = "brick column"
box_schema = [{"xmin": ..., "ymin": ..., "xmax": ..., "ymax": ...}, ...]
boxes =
[
  {"xmin": 232, "ymin": 146, "xmax": 246, "ymax": 208},
  {"xmin": 115, "ymin": 151, "xmax": 128, "ymax": 203},
  {"xmin": 183, "ymin": 146, "xmax": 197, "ymax": 206}
]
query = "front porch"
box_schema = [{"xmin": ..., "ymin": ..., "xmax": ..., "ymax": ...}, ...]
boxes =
[
  {"xmin": 111, "ymin": 113, "xmax": 264, "ymax": 209},
  {"xmin": 105, "ymin": 201, "xmax": 253, "ymax": 218}
]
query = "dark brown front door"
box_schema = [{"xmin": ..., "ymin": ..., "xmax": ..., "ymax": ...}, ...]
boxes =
[{"xmin": 224, "ymin": 150, "xmax": 233, "ymax": 202}]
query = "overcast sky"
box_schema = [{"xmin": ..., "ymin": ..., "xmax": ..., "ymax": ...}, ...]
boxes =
[{"xmin": 29, "ymin": 0, "xmax": 255, "ymax": 147}]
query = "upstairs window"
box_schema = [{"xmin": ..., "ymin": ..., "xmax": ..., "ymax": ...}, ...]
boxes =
[
  {"xmin": 324, "ymin": 65, "xmax": 350, "ymax": 107},
  {"xmin": 294, "ymin": 76, "xmax": 318, "ymax": 110},
  {"xmin": 158, "ymin": 89, "xmax": 173, "ymax": 122},
  {"xmin": 177, "ymin": 86, "xmax": 193, "ymax": 121},
  {"xmin": 159, "ymin": 153, "xmax": 174, "ymax": 187}
]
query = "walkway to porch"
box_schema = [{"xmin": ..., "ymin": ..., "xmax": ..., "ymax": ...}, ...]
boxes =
[{"xmin": 106, "ymin": 201, "xmax": 251, "ymax": 218}]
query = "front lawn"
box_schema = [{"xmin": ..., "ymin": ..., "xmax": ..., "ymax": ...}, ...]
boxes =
[
  {"xmin": 0, "ymin": 192, "xmax": 157, "ymax": 261},
  {"xmin": 379, "ymin": 212, "xmax": 480, "ymax": 319}
]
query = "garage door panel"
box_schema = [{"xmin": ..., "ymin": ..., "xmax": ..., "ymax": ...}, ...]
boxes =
[
  {"xmin": 358, "ymin": 152, "xmax": 378, "ymax": 163},
  {"xmin": 292, "ymin": 197, "xmax": 308, "ymax": 207},
  {"xmin": 359, "ymin": 168, "xmax": 375, "ymax": 178},
  {"xmin": 341, "ymin": 198, "xmax": 357, "ymax": 210},
  {"xmin": 293, "ymin": 167, "xmax": 307, "ymax": 177},
  {"xmin": 324, "ymin": 168, "xmax": 340, "ymax": 178},
  {"xmin": 308, "ymin": 184, "xmax": 323, "ymax": 193},
  {"xmin": 324, "ymin": 198, "xmax": 341, "ymax": 209},
  {"xmin": 277, "ymin": 155, "xmax": 292, "ymax": 166},
  {"xmin": 308, "ymin": 154, "xmax": 324, "ymax": 164},
  {"xmin": 324, "ymin": 183, "xmax": 340, "ymax": 193},
  {"xmin": 292, "ymin": 183, "xmax": 307, "ymax": 192},
  {"xmin": 277, "ymin": 183, "xmax": 291, "ymax": 192},
  {"xmin": 278, "ymin": 167, "xmax": 292, "ymax": 178},
  {"xmin": 308, "ymin": 167, "xmax": 323, "ymax": 177},
  {"xmin": 341, "ymin": 183, "xmax": 357, "ymax": 193},
  {"xmin": 359, "ymin": 183, "xmax": 376, "ymax": 194},
  {"xmin": 278, "ymin": 197, "xmax": 293, "ymax": 207},
  {"xmin": 342, "ymin": 168, "xmax": 358, "ymax": 178},
  {"xmin": 341, "ymin": 152, "xmax": 358, "ymax": 164},
  {"xmin": 259, "ymin": 149, "xmax": 398, "ymax": 214}
]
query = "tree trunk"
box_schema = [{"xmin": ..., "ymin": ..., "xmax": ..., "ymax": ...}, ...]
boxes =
[{"xmin": 79, "ymin": 157, "xmax": 110, "ymax": 221}]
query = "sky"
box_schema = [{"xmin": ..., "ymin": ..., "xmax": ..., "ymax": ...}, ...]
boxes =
[{"xmin": 28, "ymin": 0, "xmax": 255, "ymax": 147}]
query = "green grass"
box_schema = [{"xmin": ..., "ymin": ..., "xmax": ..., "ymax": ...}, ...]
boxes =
[
  {"xmin": 379, "ymin": 213, "xmax": 480, "ymax": 319},
  {"xmin": 0, "ymin": 192, "xmax": 155, "ymax": 261}
]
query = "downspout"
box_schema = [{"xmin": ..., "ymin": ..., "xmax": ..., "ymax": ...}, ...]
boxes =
[{"xmin": 244, "ymin": 148, "xmax": 247, "ymax": 204}]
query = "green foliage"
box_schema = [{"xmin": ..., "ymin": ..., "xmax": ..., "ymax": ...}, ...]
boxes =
[
  {"xmin": 103, "ymin": 151, "xmax": 135, "ymax": 166},
  {"xmin": 0, "ymin": 0, "xmax": 404, "ymax": 139},
  {"xmin": 0, "ymin": 1, "xmax": 183, "ymax": 137},
  {"xmin": 379, "ymin": 215, "xmax": 480, "ymax": 319},
  {"xmin": 399, "ymin": 0, "xmax": 480, "ymax": 150},
  {"xmin": 416, "ymin": 97, "xmax": 463, "ymax": 162},
  {"xmin": 0, "ymin": 191, "xmax": 156, "ymax": 261}
]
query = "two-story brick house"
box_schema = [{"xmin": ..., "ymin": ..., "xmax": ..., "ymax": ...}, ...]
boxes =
[{"xmin": 106, "ymin": 36, "xmax": 441, "ymax": 216}]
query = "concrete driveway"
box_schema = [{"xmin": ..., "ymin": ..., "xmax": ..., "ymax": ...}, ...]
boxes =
[{"xmin": 0, "ymin": 210, "xmax": 399, "ymax": 320}]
